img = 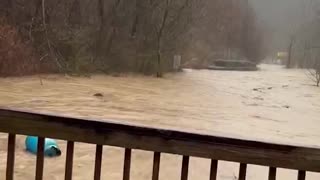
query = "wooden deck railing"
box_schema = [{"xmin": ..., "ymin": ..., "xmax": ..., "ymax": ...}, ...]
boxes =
[{"xmin": 0, "ymin": 108, "xmax": 320, "ymax": 180}]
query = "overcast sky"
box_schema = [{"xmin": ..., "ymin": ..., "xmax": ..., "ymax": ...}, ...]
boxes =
[
  {"xmin": 251, "ymin": 0, "xmax": 302, "ymax": 30},
  {"xmin": 250, "ymin": 0, "xmax": 313, "ymax": 50}
]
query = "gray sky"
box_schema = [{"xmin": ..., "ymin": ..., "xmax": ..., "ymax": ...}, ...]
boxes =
[
  {"xmin": 250, "ymin": 0, "xmax": 310, "ymax": 51},
  {"xmin": 251, "ymin": 0, "xmax": 303, "ymax": 30}
]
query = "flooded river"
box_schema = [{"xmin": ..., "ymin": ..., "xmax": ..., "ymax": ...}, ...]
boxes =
[{"xmin": 0, "ymin": 64, "xmax": 319, "ymax": 179}]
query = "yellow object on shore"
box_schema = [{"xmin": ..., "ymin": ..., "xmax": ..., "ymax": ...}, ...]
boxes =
[{"xmin": 277, "ymin": 52, "xmax": 288, "ymax": 60}]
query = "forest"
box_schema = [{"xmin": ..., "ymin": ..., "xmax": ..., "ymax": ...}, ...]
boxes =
[{"xmin": 0, "ymin": 0, "xmax": 265, "ymax": 77}]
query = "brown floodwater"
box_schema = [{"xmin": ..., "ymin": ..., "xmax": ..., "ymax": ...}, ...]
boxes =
[{"xmin": 0, "ymin": 64, "xmax": 319, "ymax": 179}]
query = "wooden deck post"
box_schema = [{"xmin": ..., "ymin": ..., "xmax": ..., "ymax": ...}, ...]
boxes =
[
  {"xmin": 239, "ymin": 163, "xmax": 247, "ymax": 180},
  {"xmin": 210, "ymin": 160, "xmax": 218, "ymax": 180},
  {"xmin": 6, "ymin": 134, "xmax": 16, "ymax": 180},
  {"xmin": 123, "ymin": 148, "xmax": 132, "ymax": 180},
  {"xmin": 268, "ymin": 167, "xmax": 277, "ymax": 180},
  {"xmin": 65, "ymin": 141, "xmax": 75, "ymax": 180},
  {"xmin": 152, "ymin": 152, "xmax": 161, "ymax": 180},
  {"xmin": 35, "ymin": 137, "xmax": 45, "ymax": 180},
  {"xmin": 94, "ymin": 145, "xmax": 103, "ymax": 180},
  {"xmin": 181, "ymin": 156, "xmax": 190, "ymax": 180}
]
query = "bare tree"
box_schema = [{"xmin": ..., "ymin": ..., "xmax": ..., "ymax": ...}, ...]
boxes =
[
  {"xmin": 286, "ymin": 35, "xmax": 295, "ymax": 68},
  {"xmin": 308, "ymin": 69, "xmax": 320, "ymax": 87},
  {"xmin": 307, "ymin": 50, "xmax": 320, "ymax": 86}
]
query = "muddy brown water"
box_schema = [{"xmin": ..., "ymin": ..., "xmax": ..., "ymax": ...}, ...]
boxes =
[{"xmin": 0, "ymin": 64, "xmax": 319, "ymax": 179}]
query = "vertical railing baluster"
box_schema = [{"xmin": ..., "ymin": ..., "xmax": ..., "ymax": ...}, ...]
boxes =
[
  {"xmin": 297, "ymin": 171, "xmax": 306, "ymax": 180},
  {"xmin": 35, "ymin": 137, "xmax": 45, "ymax": 180},
  {"xmin": 94, "ymin": 145, "xmax": 103, "ymax": 180},
  {"xmin": 181, "ymin": 156, "xmax": 190, "ymax": 180},
  {"xmin": 65, "ymin": 141, "xmax": 74, "ymax": 180},
  {"xmin": 6, "ymin": 134, "xmax": 16, "ymax": 180},
  {"xmin": 238, "ymin": 163, "xmax": 247, "ymax": 180},
  {"xmin": 268, "ymin": 167, "xmax": 277, "ymax": 180},
  {"xmin": 123, "ymin": 148, "xmax": 132, "ymax": 180},
  {"xmin": 209, "ymin": 160, "xmax": 218, "ymax": 180},
  {"xmin": 152, "ymin": 152, "xmax": 161, "ymax": 180}
]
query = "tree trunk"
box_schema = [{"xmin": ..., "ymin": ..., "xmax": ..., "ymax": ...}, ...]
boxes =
[
  {"xmin": 95, "ymin": 0, "xmax": 121, "ymax": 61},
  {"xmin": 301, "ymin": 42, "xmax": 308, "ymax": 68},
  {"xmin": 68, "ymin": 0, "xmax": 82, "ymax": 25},
  {"xmin": 317, "ymin": 71, "xmax": 320, "ymax": 87},
  {"xmin": 242, "ymin": 0, "xmax": 249, "ymax": 59},
  {"xmin": 93, "ymin": 0, "xmax": 105, "ymax": 62},
  {"xmin": 286, "ymin": 37, "xmax": 295, "ymax": 68},
  {"xmin": 287, "ymin": 44, "xmax": 292, "ymax": 68},
  {"xmin": 156, "ymin": 0, "xmax": 169, "ymax": 78},
  {"xmin": 131, "ymin": 0, "xmax": 140, "ymax": 37},
  {"xmin": 156, "ymin": 51, "xmax": 162, "ymax": 77},
  {"xmin": 5, "ymin": 0, "xmax": 12, "ymax": 21},
  {"xmin": 156, "ymin": 39, "xmax": 163, "ymax": 77}
]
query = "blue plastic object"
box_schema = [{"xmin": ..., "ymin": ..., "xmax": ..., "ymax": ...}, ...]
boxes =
[{"xmin": 25, "ymin": 136, "xmax": 61, "ymax": 157}]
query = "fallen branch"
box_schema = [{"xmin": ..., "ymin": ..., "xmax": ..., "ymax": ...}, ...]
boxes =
[{"xmin": 39, "ymin": 53, "xmax": 48, "ymax": 61}]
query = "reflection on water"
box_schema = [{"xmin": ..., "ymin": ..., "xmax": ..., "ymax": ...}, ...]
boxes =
[{"xmin": 0, "ymin": 64, "xmax": 320, "ymax": 179}]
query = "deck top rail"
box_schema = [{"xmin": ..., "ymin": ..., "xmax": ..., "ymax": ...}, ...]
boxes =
[{"xmin": 0, "ymin": 107, "xmax": 320, "ymax": 173}]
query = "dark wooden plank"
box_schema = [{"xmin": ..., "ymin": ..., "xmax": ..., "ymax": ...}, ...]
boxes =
[
  {"xmin": 1, "ymin": 108, "xmax": 320, "ymax": 172},
  {"xmin": 268, "ymin": 167, "xmax": 277, "ymax": 180},
  {"xmin": 152, "ymin": 152, "xmax": 161, "ymax": 180},
  {"xmin": 297, "ymin": 171, "xmax": 306, "ymax": 180},
  {"xmin": 209, "ymin": 160, "xmax": 218, "ymax": 180},
  {"xmin": 239, "ymin": 163, "xmax": 247, "ymax": 180},
  {"xmin": 65, "ymin": 141, "xmax": 74, "ymax": 180},
  {"xmin": 35, "ymin": 137, "xmax": 45, "ymax": 180},
  {"xmin": 6, "ymin": 134, "xmax": 16, "ymax": 180},
  {"xmin": 94, "ymin": 145, "xmax": 103, "ymax": 180},
  {"xmin": 123, "ymin": 148, "xmax": 131, "ymax": 180},
  {"xmin": 181, "ymin": 156, "xmax": 189, "ymax": 180}
]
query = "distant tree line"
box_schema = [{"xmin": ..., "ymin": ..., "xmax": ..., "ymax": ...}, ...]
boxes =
[
  {"xmin": 186, "ymin": 0, "xmax": 265, "ymax": 68},
  {"xmin": 0, "ymin": 0, "xmax": 265, "ymax": 76}
]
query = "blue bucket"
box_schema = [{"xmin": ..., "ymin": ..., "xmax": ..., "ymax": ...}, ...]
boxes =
[{"xmin": 25, "ymin": 136, "xmax": 62, "ymax": 157}]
